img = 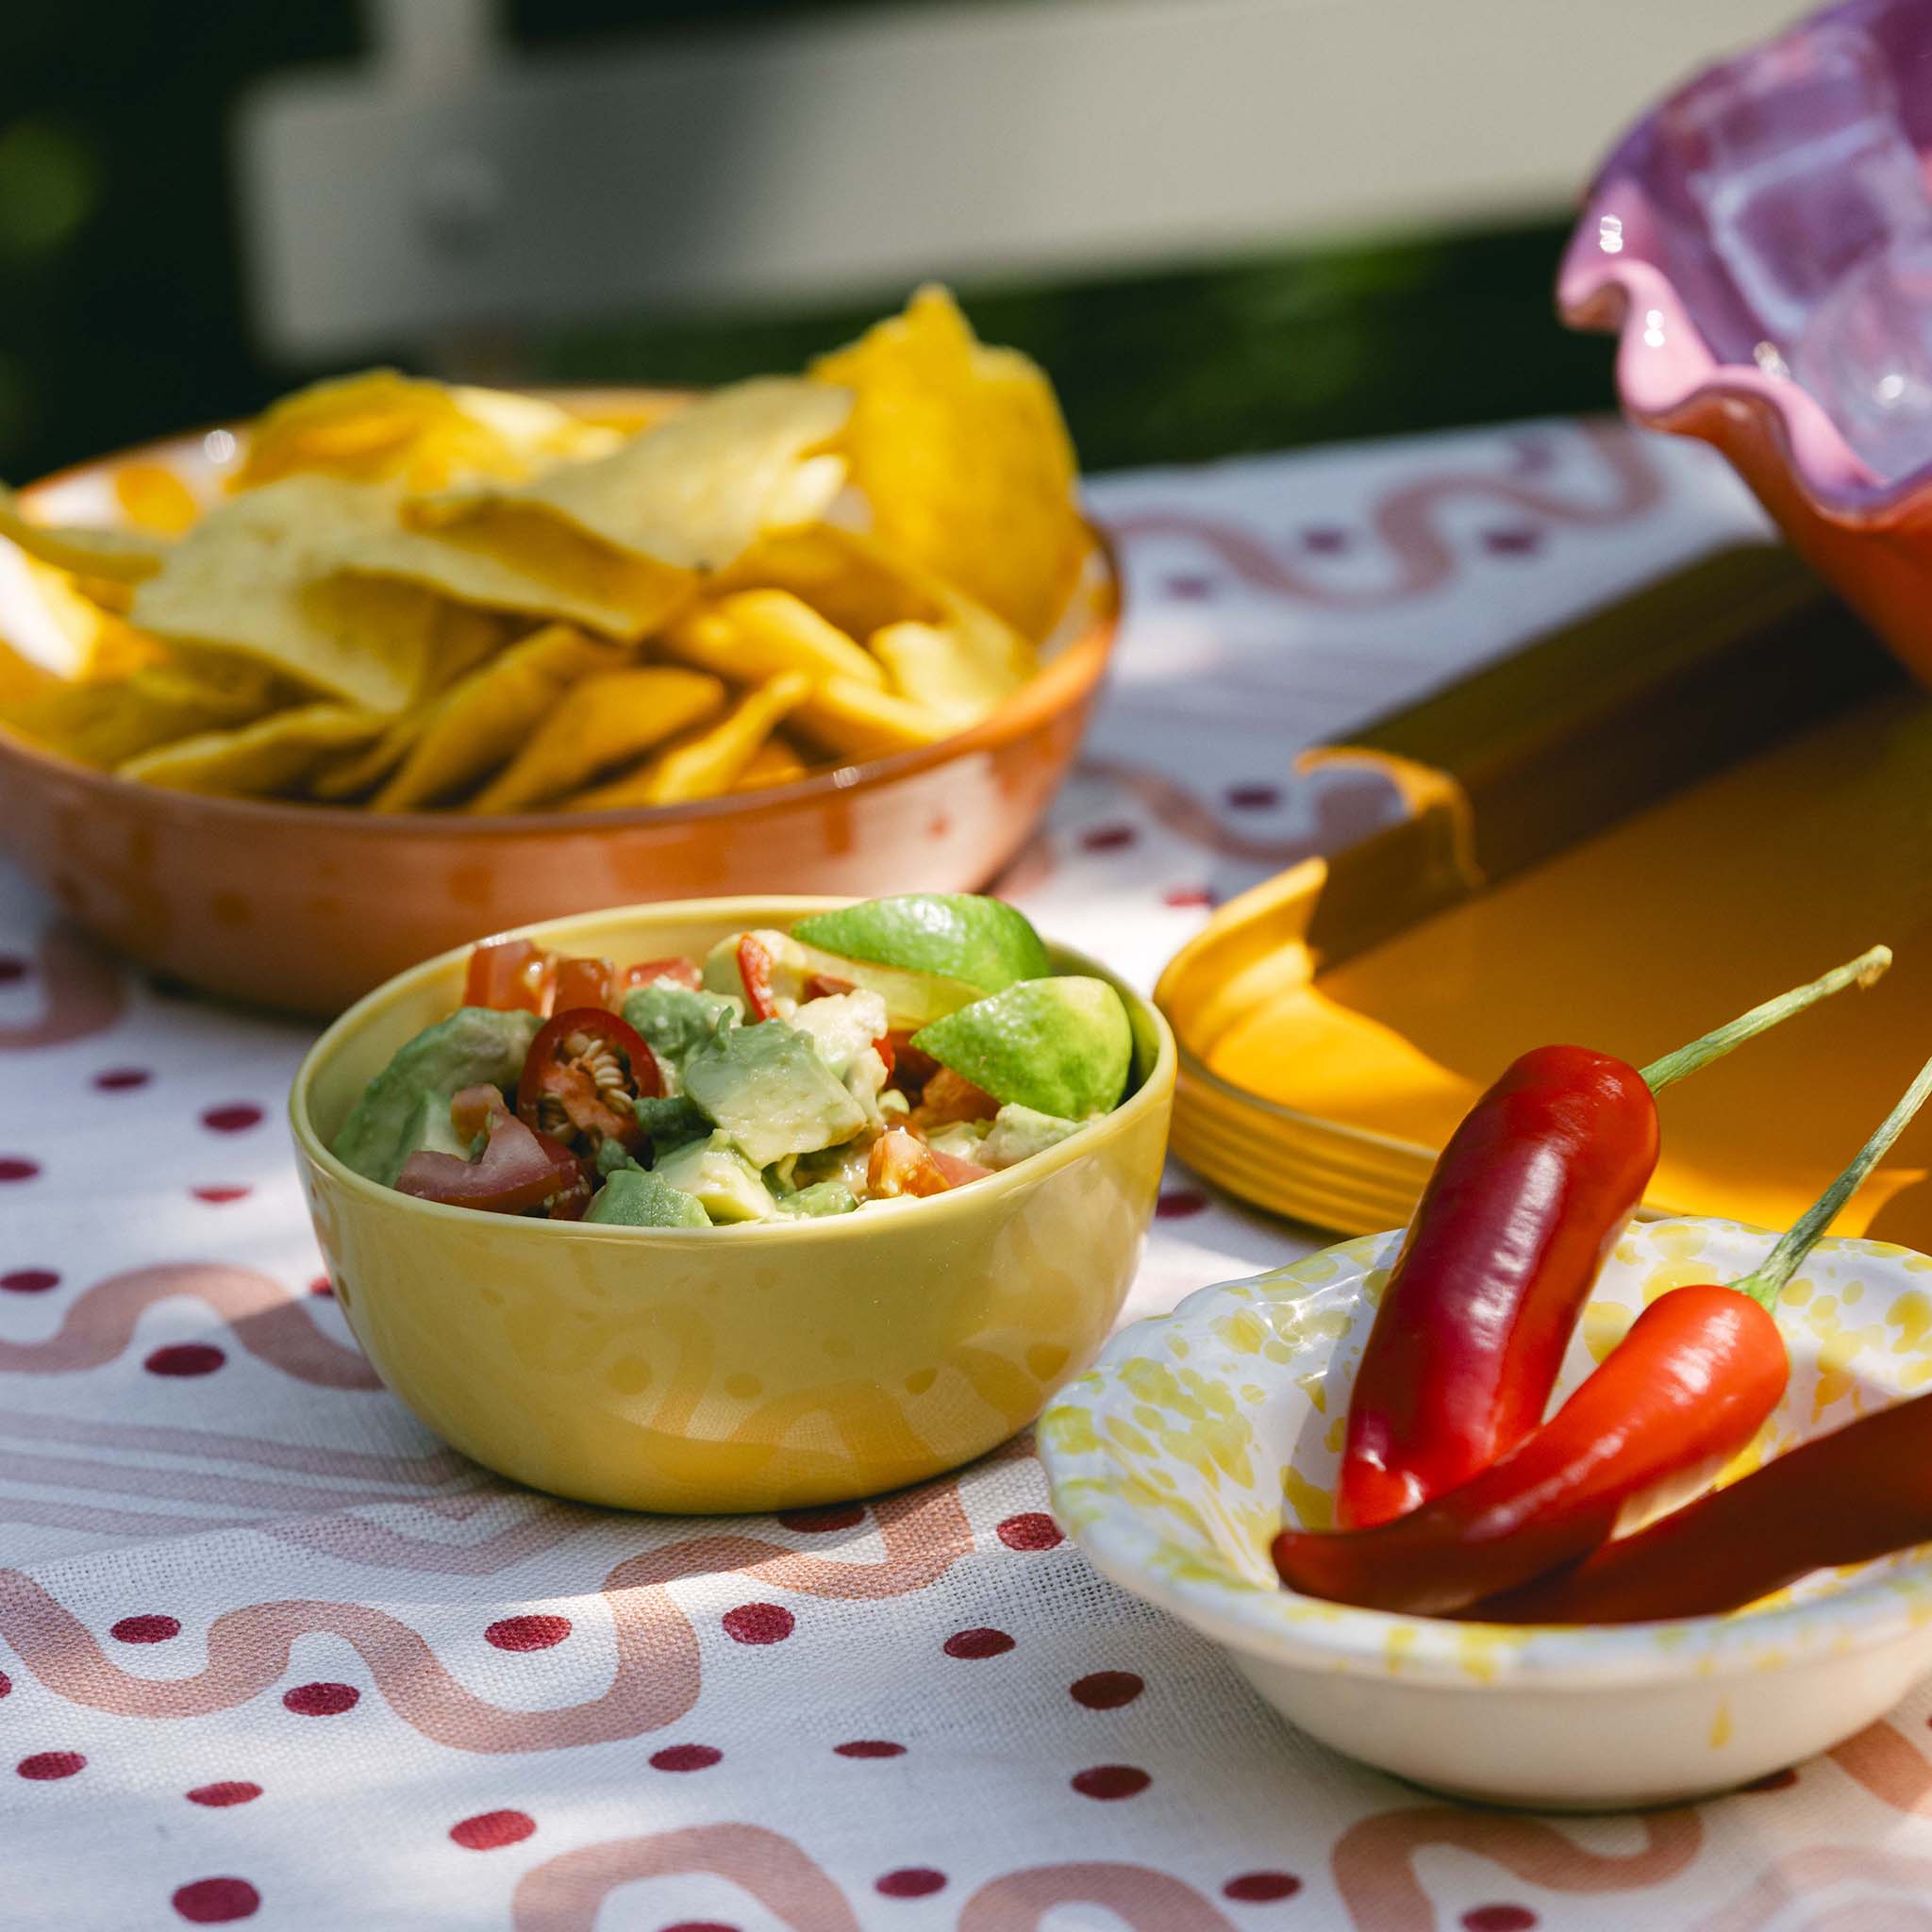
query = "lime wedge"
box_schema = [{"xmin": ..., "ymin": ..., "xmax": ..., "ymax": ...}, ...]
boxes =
[
  {"xmin": 792, "ymin": 894, "xmax": 1051, "ymax": 994},
  {"xmin": 911, "ymin": 976, "xmax": 1132, "ymax": 1119}
]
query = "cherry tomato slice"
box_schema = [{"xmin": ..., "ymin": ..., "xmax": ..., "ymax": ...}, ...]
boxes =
[
  {"xmin": 619, "ymin": 957, "xmax": 703, "ymax": 992},
  {"xmin": 397, "ymin": 1085, "xmax": 588, "ymax": 1216},
  {"xmin": 883, "ymin": 1030, "xmax": 940, "ymax": 1094},
  {"xmin": 464, "ymin": 937, "xmax": 554, "ymax": 1015},
  {"xmin": 737, "ymin": 934, "xmax": 780, "ymax": 1020},
  {"xmin": 866, "ymin": 1127, "xmax": 991, "ymax": 1199},
  {"xmin": 873, "ymin": 1033, "xmax": 896, "ymax": 1080},
  {"xmin": 516, "ymin": 1008, "xmax": 658, "ymax": 1154},
  {"xmin": 802, "ymin": 973, "xmax": 857, "ymax": 1001},
  {"xmin": 553, "ymin": 956, "xmax": 616, "ymax": 1012},
  {"xmin": 913, "ymin": 1066, "xmax": 999, "ymax": 1127}
]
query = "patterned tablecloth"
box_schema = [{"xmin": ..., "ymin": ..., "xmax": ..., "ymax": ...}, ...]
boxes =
[{"xmin": 11, "ymin": 419, "xmax": 1925, "ymax": 1932}]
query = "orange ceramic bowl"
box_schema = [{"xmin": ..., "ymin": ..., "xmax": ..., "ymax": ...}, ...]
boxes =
[{"xmin": 0, "ymin": 397, "xmax": 1121, "ymax": 1016}]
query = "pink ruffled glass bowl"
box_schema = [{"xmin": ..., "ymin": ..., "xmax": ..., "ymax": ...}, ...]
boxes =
[{"xmin": 1559, "ymin": 0, "xmax": 1932, "ymax": 685}]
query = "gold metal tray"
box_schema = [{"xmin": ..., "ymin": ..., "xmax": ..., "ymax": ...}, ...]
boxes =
[{"xmin": 1158, "ymin": 544, "xmax": 1932, "ymax": 1241}]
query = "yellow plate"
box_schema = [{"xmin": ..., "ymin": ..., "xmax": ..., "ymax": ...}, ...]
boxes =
[{"xmin": 291, "ymin": 896, "xmax": 1174, "ymax": 1514}]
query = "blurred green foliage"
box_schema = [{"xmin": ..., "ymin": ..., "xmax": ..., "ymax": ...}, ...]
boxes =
[{"xmin": 0, "ymin": 2, "xmax": 1617, "ymax": 484}]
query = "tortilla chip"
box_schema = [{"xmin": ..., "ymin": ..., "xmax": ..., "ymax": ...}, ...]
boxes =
[
  {"xmin": 127, "ymin": 476, "xmax": 450, "ymax": 714},
  {"xmin": 661, "ymin": 589, "xmax": 884, "ymax": 690},
  {"xmin": 371, "ymin": 623, "xmax": 617, "ymax": 811},
  {"xmin": 237, "ymin": 370, "xmax": 617, "ymax": 494},
  {"xmin": 118, "ymin": 701, "xmax": 382, "ymax": 795},
  {"xmin": 870, "ymin": 618, "xmax": 1023, "ymax": 727},
  {"xmin": 466, "ymin": 666, "xmax": 727, "ymax": 813},
  {"xmin": 791, "ymin": 675, "xmax": 956, "ymax": 762},
  {"xmin": 0, "ymin": 636, "xmax": 59, "ymax": 708},
  {"xmin": 1, "ymin": 657, "xmax": 281, "ymax": 770},
  {"xmin": 565, "ymin": 671, "xmax": 810, "ymax": 810},
  {"xmin": 0, "ymin": 484, "xmax": 168, "ymax": 584},
  {"xmin": 341, "ymin": 499, "xmax": 694, "ymax": 641},
  {"xmin": 710, "ymin": 525, "xmax": 940, "ymax": 639},
  {"xmin": 730, "ymin": 736, "xmax": 810, "ymax": 791},
  {"xmin": 8, "ymin": 554, "xmax": 165, "ymax": 682},
  {"xmin": 112, "ymin": 464, "xmax": 202, "ymax": 536},
  {"xmin": 425, "ymin": 377, "xmax": 852, "ymax": 570},
  {"xmin": 812, "ymin": 284, "xmax": 1084, "ymax": 640}
]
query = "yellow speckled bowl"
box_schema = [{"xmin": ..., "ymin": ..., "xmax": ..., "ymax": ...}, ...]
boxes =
[
  {"xmin": 1042, "ymin": 1218, "xmax": 1932, "ymax": 1809},
  {"xmin": 291, "ymin": 896, "xmax": 1174, "ymax": 1514}
]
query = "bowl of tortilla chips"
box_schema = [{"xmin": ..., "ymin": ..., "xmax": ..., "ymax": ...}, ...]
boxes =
[{"xmin": 0, "ymin": 288, "xmax": 1119, "ymax": 1015}]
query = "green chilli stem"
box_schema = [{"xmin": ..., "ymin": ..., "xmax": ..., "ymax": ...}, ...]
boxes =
[
  {"xmin": 1735, "ymin": 1050, "xmax": 1932, "ymax": 1312},
  {"xmin": 1641, "ymin": 945, "xmax": 1891, "ymax": 1094}
]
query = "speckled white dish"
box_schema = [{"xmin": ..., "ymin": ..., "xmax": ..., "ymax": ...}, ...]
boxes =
[{"xmin": 1041, "ymin": 1219, "xmax": 1932, "ymax": 1809}]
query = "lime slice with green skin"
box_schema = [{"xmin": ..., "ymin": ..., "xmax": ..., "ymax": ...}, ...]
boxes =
[
  {"xmin": 792, "ymin": 894, "xmax": 1052, "ymax": 994},
  {"xmin": 911, "ymin": 976, "xmax": 1132, "ymax": 1119}
]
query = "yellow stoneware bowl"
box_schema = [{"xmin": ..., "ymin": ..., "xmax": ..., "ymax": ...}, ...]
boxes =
[{"xmin": 291, "ymin": 896, "xmax": 1175, "ymax": 1513}]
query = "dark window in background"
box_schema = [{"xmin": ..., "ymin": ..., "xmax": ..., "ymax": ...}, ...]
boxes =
[{"xmin": 0, "ymin": 0, "xmax": 1615, "ymax": 484}]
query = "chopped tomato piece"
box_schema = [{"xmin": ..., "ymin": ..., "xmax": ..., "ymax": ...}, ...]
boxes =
[
  {"xmin": 398, "ymin": 1085, "xmax": 590, "ymax": 1216},
  {"xmin": 867, "ymin": 1127, "xmax": 991, "ymax": 1199},
  {"xmin": 464, "ymin": 937, "xmax": 554, "ymax": 1015},
  {"xmin": 874, "ymin": 1032, "xmax": 896, "ymax": 1080},
  {"xmin": 552, "ymin": 955, "xmax": 616, "ymax": 1012},
  {"xmin": 884, "ymin": 1030, "xmax": 940, "ymax": 1094},
  {"xmin": 516, "ymin": 1008, "xmax": 658, "ymax": 1155},
  {"xmin": 619, "ymin": 956, "xmax": 703, "ymax": 992},
  {"xmin": 913, "ymin": 1066, "xmax": 1000, "ymax": 1127},
  {"xmin": 802, "ymin": 972, "xmax": 858, "ymax": 1001},
  {"xmin": 737, "ymin": 934, "xmax": 780, "ymax": 1020}
]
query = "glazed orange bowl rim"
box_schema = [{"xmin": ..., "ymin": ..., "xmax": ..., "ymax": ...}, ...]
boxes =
[
  {"xmin": 290, "ymin": 892, "xmax": 1178, "ymax": 1247},
  {"xmin": 2, "ymin": 401, "xmax": 1122, "ymax": 835}
]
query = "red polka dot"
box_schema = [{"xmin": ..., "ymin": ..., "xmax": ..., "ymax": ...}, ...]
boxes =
[
  {"xmin": 0, "ymin": 956, "xmax": 26, "ymax": 984},
  {"xmin": 171, "ymin": 1877, "xmax": 260, "ymax": 1924},
  {"xmin": 876, "ymin": 1869, "xmax": 947, "ymax": 1898},
  {"xmin": 201, "ymin": 1104, "xmax": 264, "ymax": 1134},
  {"xmin": 0, "ymin": 1158, "xmax": 40, "ymax": 1183},
  {"xmin": 450, "ymin": 1808, "xmax": 536, "ymax": 1850},
  {"xmin": 1071, "ymin": 1671, "xmax": 1144, "ymax": 1709},
  {"xmin": 1481, "ymin": 526, "xmax": 1543, "ymax": 557},
  {"xmin": 93, "ymin": 1067, "xmax": 152, "ymax": 1091},
  {"xmin": 112, "ymin": 1614, "xmax": 181, "ymax": 1644},
  {"xmin": 308, "ymin": 1274, "xmax": 334, "ymax": 1298},
  {"xmin": 18, "ymin": 1751, "xmax": 85, "ymax": 1780},
  {"xmin": 1162, "ymin": 572, "xmax": 1218, "ymax": 601},
  {"xmin": 1071, "ymin": 1764, "xmax": 1150, "ymax": 1800},
  {"xmin": 0, "ymin": 1671, "xmax": 10, "ymax": 1698},
  {"xmin": 995, "ymin": 1511, "xmax": 1063, "ymax": 1551},
  {"xmin": 1225, "ymin": 783, "xmax": 1281, "ymax": 810},
  {"xmin": 485, "ymin": 1613, "xmax": 571, "ymax": 1652},
  {"xmin": 1162, "ymin": 886, "xmax": 1215, "ymax": 908},
  {"xmin": 1462, "ymin": 1909, "xmax": 1538, "ymax": 1932},
  {"xmin": 187, "ymin": 1782, "xmax": 262, "ymax": 1808},
  {"xmin": 943, "ymin": 1626, "xmax": 1014, "ymax": 1659},
  {"xmin": 191, "ymin": 1186, "xmax": 249, "ymax": 1205},
  {"xmin": 145, "ymin": 1343, "xmax": 225, "ymax": 1377},
  {"xmin": 1156, "ymin": 1189, "xmax": 1208, "ymax": 1219},
  {"xmin": 650, "ymin": 1743, "xmax": 722, "ymax": 1773},
  {"xmin": 778, "ymin": 1503, "xmax": 865, "ymax": 1532},
  {"xmin": 661, "ymin": 1924, "xmax": 739, "ymax": 1932},
  {"xmin": 1224, "ymin": 1872, "xmax": 1303, "ymax": 1903},
  {"xmin": 1303, "ymin": 524, "xmax": 1352, "ymax": 553},
  {"xmin": 834, "ymin": 1740, "xmax": 906, "ymax": 1758},
  {"xmin": 1741, "ymin": 1766, "xmax": 1798, "ymax": 1792},
  {"xmin": 1080, "ymin": 824, "xmax": 1138, "ymax": 852},
  {"xmin": 723, "ymin": 1602, "xmax": 794, "ymax": 1645},
  {"xmin": 0, "ymin": 1269, "xmax": 58, "ymax": 1293},
  {"xmin": 282, "ymin": 1682, "xmax": 358, "ymax": 1717}
]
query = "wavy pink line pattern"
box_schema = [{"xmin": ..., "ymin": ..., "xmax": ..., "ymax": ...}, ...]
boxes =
[
  {"xmin": 1694, "ymin": 1846, "xmax": 1932, "ymax": 1932},
  {"xmin": 960, "ymin": 1863, "xmax": 1237, "ymax": 1931},
  {"xmin": 1330, "ymin": 1806, "xmax": 1703, "ymax": 1932},
  {"xmin": 0, "ymin": 1263, "xmax": 379, "ymax": 1389},
  {"xmin": 259, "ymin": 1500, "xmax": 590, "ymax": 1576},
  {"xmin": 1829, "ymin": 1719, "xmax": 1932, "ymax": 1815},
  {"xmin": 0, "ymin": 1483, "xmax": 973, "ymax": 1750},
  {"xmin": 0, "ymin": 920, "xmax": 125, "ymax": 1051},
  {"xmin": 511, "ymin": 1823, "xmax": 862, "ymax": 1932},
  {"xmin": 1105, "ymin": 421, "xmax": 1662, "ymax": 609}
]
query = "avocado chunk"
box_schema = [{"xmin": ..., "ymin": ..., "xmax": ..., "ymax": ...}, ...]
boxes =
[
  {"xmin": 780, "ymin": 1180, "xmax": 860, "ymax": 1218},
  {"xmin": 978, "ymin": 1104, "xmax": 1084, "ymax": 1169},
  {"xmin": 679, "ymin": 1020, "xmax": 867, "ymax": 1169},
  {"xmin": 785, "ymin": 989, "xmax": 889, "ymax": 1079},
  {"xmin": 653, "ymin": 1131, "xmax": 778, "ymax": 1223},
  {"xmin": 633, "ymin": 1092, "xmax": 710, "ymax": 1156},
  {"xmin": 332, "ymin": 1007, "xmax": 540, "ymax": 1186},
  {"xmin": 793, "ymin": 893, "xmax": 1053, "ymax": 992},
  {"xmin": 584, "ymin": 1165, "xmax": 710, "ymax": 1228},
  {"xmin": 621, "ymin": 982, "xmax": 740, "ymax": 1075}
]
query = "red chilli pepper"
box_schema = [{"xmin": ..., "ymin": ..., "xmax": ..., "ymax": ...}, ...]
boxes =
[
  {"xmin": 1276, "ymin": 1045, "xmax": 1932, "ymax": 1617},
  {"xmin": 1337, "ymin": 947, "xmax": 1890, "ymax": 1528},
  {"xmin": 396, "ymin": 1086, "xmax": 590, "ymax": 1218},
  {"xmin": 737, "ymin": 934, "xmax": 780, "ymax": 1020},
  {"xmin": 463, "ymin": 937, "xmax": 555, "ymax": 1015},
  {"xmin": 516, "ymin": 1008, "xmax": 660, "ymax": 1156}
]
